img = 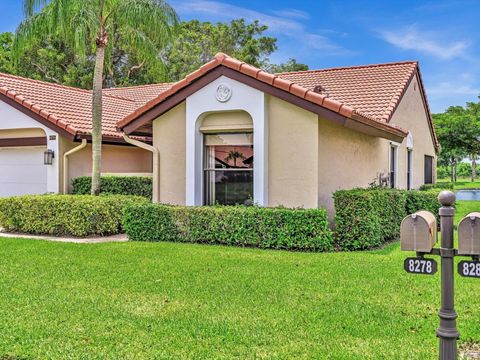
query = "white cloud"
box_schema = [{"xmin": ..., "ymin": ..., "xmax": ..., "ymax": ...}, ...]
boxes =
[
  {"xmin": 270, "ymin": 8, "xmax": 310, "ymax": 20},
  {"xmin": 378, "ymin": 25, "xmax": 469, "ymax": 60},
  {"xmin": 428, "ymin": 82, "xmax": 480, "ymax": 96},
  {"xmin": 171, "ymin": 0, "xmax": 351, "ymax": 57}
]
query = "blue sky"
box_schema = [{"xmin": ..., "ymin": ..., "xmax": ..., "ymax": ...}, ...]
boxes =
[{"xmin": 1, "ymin": 0, "xmax": 479, "ymax": 113}]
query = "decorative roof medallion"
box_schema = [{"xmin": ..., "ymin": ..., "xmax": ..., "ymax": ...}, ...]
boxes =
[{"xmin": 216, "ymin": 83, "xmax": 232, "ymax": 102}]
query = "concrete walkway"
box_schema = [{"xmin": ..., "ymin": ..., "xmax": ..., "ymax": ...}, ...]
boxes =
[{"xmin": 0, "ymin": 231, "xmax": 128, "ymax": 243}]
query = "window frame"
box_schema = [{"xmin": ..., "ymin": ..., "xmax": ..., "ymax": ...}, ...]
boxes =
[
  {"xmin": 406, "ymin": 149, "xmax": 413, "ymax": 190},
  {"xmin": 389, "ymin": 144, "xmax": 398, "ymax": 188},
  {"xmin": 203, "ymin": 132, "xmax": 254, "ymax": 206}
]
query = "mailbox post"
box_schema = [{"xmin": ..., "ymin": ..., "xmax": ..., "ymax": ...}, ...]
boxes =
[
  {"xmin": 400, "ymin": 190, "xmax": 480, "ymax": 360},
  {"xmin": 437, "ymin": 191, "xmax": 459, "ymax": 360}
]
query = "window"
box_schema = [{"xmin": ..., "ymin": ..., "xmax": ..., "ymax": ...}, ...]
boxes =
[
  {"xmin": 389, "ymin": 145, "xmax": 397, "ymax": 188},
  {"xmin": 407, "ymin": 149, "xmax": 413, "ymax": 190},
  {"xmin": 204, "ymin": 133, "xmax": 253, "ymax": 205},
  {"xmin": 424, "ymin": 155, "xmax": 434, "ymax": 184}
]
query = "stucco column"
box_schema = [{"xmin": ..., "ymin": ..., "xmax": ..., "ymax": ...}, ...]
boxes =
[{"xmin": 185, "ymin": 75, "xmax": 267, "ymax": 206}]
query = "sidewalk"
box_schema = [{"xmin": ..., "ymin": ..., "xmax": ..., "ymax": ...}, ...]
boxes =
[{"xmin": 0, "ymin": 231, "xmax": 128, "ymax": 244}]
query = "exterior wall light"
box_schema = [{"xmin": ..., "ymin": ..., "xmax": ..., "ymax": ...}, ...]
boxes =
[{"xmin": 44, "ymin": 149, "xmax": 55, "ymax": 165}]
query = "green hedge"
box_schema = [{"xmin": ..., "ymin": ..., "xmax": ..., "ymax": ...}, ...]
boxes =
[
  {"xmin": 124, "ymin": 204, "xmax": 334, "ymax": 252},
  {"xmin": 0, "ymin": 195, "xmax": 147, "ymax": 237},
  {"xmin": 419, "ymin": 182, "xmax": 454, "ymax": 191},
  {"xmin": 72, "ymin": 176, "xmax": 152, "ymax": 199},
  {"xmin": 334, "ymin": 189, "xmax": 442, "ymax": 251},
  {"xmin": 333, "ymin": 189, "xmax": 407, "ymax": 250},
  {"xmin": 405, "ymin": 190, "xmax": 442, "ymax": 223}
]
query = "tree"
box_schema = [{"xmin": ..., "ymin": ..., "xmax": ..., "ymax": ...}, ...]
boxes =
[
  {"xmin": 165, "ymin": 19, "xmax": 278, "ymax": 81},
  {"xmin": 4, "ymin": 18, "xmax": 308, "ymax": 88},
  {"xmin": 268, "ymin": 58, "xmax": 309, "ymax": 73},
  {"xmin": 225, "ymin": 150, "xmax": 246, "ymax": 167},
  {"xmin": 16, "ymin": 0, "xmax": 178, "ymax": 195},
  {"xmin": 0, "ymin": 32, "xmax": 14, "ymax": 74},
  {"xmin": 433, "ymin": 103, "xmax": 480, "ymax": 182}
]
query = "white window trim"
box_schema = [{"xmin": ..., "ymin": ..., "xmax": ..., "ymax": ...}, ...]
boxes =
[
  {"xmin": 406, "ymin": 149, "xmax": 413, "ymax": 190},
  {"xmin": 389, "ymin": 142, "xmax": 399, "ymax": 188}
]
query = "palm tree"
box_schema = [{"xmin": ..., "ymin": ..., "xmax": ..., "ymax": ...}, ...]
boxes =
[
  {"xmin": 16, "ymin": 0, "xmax": 178, "ymax": 195},
  {"xmin": 225, "ymin": 150, "xmax": 246, "ymax": 168}
]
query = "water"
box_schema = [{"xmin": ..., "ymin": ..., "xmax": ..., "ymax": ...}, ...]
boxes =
[{"xmin": 456, "ymin": 190, "xmax": 480, "ymax": 201}]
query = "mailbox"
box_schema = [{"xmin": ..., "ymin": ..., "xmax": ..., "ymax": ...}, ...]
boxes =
[
  {"xmin": 400, "ymin": 211, "xmax": 437, "ymax": 252},
  {"xmin": 458, "ymin": 212, "xmax": 480, "ymax": 255}
]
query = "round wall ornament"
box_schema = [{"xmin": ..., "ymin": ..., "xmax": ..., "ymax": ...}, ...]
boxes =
[{"xmin": 215, "ymin": 83, "xmax": 232, "ymax": 102}]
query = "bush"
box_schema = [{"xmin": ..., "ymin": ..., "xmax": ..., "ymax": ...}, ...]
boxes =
[
  {"xmin": 0, "ymin": 195, "xmax": 147, "ymax": 237},
  {"xmin": 72, "ymin": 176, "xmax": 152, "ymax": 199},
  {"xmin": 333, "ymin": 189, "xmax": 407, "ymax": 251},
  {"xmin": 419, "ymin": 182, "xmax": 454, "ymax": 191},
  {"xmin": 123, "ymin": 204, "xmax": 334, "ymax": 252},
  {"xmin": 333, "ymin": 188, "xmax": 447, "ymax": 251},
  {"xmin": 405, "ymin": 190, "xmax": 442, "ymax": 223}
]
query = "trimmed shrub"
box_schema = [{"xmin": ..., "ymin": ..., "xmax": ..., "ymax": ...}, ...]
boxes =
[
  {"xmin": 123, "ymin": 204, "xmax": 334, "ymax": 252},
  {"xmin": 419, "ymin": 182, "xmax": 454, "ymax": 191},
  {"xmin": 333, "ymin": 189, "xmax": 407, "ymax": 251},
  {"xmin": 334, "ymin": 188, "xmax": 446, "ymax": 251},
  {"xmin": 0, "ymin": 195, "xmax": 147, "ymax": 237},
  {"xmin": 405, "ymin": 190, "xmax": 442, "ymax": 223},
  {"xmin": 72, "ymin": 176, "xmax": 152, "ymax": 199}
]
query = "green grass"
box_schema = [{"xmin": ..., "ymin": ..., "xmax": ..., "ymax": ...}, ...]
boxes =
[
  {"xmin": 438, "ymin": 178, "xmax": 480, "ymax": 190},
  {"xmin": 455, "ymin": 200, "xmax": 480, "ymax": 223},
  {"xmin": 1, "ymin": 201, "xmax": 480, "ymax": 359}
]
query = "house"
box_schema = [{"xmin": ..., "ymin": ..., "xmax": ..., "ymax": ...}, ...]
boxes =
[
  {"xmin": 0, "ymin": 74, "xmax": 163, "ymax": 195},
  {"xmin": 117, "ymin": 53, "xmax": 438, "ymax": 215},
  {"xmin": 0, "ymin": 53, "xmax": 438, "ymax": 216}
]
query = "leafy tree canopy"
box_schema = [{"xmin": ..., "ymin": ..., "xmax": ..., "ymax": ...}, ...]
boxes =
[
  {"xmin": 433, "ymin": 100, "xmax": 480, "ymax": 181},
  {"xmin": 268, "ymin": 58, "xmax": 309, "ymax": 74},
  {"xmin": 0, "ymin": 19, "xmax": 308, "ymax": 88}
]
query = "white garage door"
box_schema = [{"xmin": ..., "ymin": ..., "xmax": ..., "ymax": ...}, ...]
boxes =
[{"xmin": 0, "ymin": 147, "xmax": 48, "ymax": 197}]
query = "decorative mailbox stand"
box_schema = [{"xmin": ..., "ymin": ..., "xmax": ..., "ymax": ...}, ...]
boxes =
[{"xmin": 400, "ymin": 191, "xmax": 480, "ymax": 360}]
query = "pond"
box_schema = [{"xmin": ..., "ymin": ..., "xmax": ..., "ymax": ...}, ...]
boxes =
[{"xmin": 456, "ymin": 190, "xmax": 480, "ymax": 201}]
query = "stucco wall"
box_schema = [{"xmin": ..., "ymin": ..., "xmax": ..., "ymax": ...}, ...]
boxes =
[
  {"xmin": 153, "ymin": 102, "xmax": 186, "ymax": 205},
  {"xmin": 63, "ymin": 141, "xmax": 153, "ymax": 192},
  {"xmin": 389, "ymin": 74, "xmax": 437, "ymax": 188},
  {"xmin": 267, "ymin": 95, "xmax": 319, "ymax": 208},
  {"xmin": 0, "ymin": 128, "xmax": 46, "ymax": 138},
  {"xmin": 317, "ymin": 118, "xmax": 387, "ymax": 215}
]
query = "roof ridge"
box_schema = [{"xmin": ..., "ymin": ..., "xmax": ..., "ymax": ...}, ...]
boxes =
[
  {"xmin": 0, "ymin": 71, "xmax": 92, "ymax": 94},
  {"xmin": 104, "ymin": 82, "xmax": 174, "ymax": 90},
  {"xmin": 275, "ymin": 60, "xmax": 418, "ymax": 76}
]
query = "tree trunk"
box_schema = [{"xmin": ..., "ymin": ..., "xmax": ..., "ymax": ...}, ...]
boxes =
[
  {"xmin": 472, "ymin": 157, "xmax": 477, "ymax": 182},
  {"xmin": 91, "ymin": 45, "xmax": 105, "ymax": 195},
  {"xmin": 450, "ymin": 158, "xmax": 455, "ymax": 183}
]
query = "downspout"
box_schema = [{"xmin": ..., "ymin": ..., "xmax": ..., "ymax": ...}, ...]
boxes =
[
  {"xmin": 122, "ymin": 133, "xmax": 159, "ymax": 203},
  {"xmin": 63, "ymin": 139, "xmax": 87, "ymax": 194}
]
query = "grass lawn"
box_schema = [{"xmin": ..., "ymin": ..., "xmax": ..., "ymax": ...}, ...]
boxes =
[
  {"xmin": 1, "ymin": 203, "xmax": 480, "ymax": 359},
  {"xmin": 438, "ymin": 178, "xmax": 480, "ymax": 190}
]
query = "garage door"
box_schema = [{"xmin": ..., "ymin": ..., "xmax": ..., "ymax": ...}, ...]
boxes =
[{"xmin": 0, "ymin": 147, "xmax": 48, "ymax": 197}]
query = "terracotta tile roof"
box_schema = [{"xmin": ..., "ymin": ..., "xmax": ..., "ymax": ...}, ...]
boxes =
[
  {"xmin": 117, "ymin": 53, "xmax": 413, "ymax": 140},
  {"xmin": 276, "ymin": 61, "xmax": 418, "ymax": 122},
  {"xmin": 1, "ymin": 54, "xmax": 437, "ymax": 148},
  {"xmin": 103, "ymin": 83, "xmax": 173, "ymax": 106},
  {"xmin": 0, "ymin": 73, "xmax": 164, "ymax": 139}
]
